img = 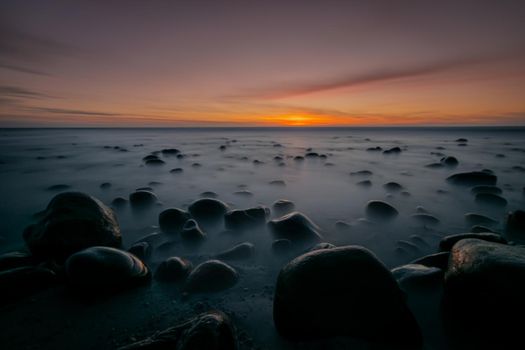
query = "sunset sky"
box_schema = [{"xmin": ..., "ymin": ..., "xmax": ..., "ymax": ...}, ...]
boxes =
[{"xmin": 1, "ymin": 0, "xmax": 525, "ymax": 127}]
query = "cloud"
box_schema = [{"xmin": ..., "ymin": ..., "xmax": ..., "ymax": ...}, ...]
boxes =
[
  {"xmin": 0, "ymin": 85, "xmax": 48, "ymax": 99},
  {"xmin": 28, "ymin": 107, "xmax": 120, "ymax": 117}
]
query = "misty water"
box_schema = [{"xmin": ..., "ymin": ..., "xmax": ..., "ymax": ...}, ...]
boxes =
[{"xmin": 1, "ymin": 127, "xmax": 524, "ymax": 349}]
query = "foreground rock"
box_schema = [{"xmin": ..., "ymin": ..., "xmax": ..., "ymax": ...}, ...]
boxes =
[
  {"xmin": 118, "ymin": 311, "xmax": 237, "ymax": 350},
  {"xmin": 391, "ymin": 264, "xmax": 443, "ymax": 290},
  {"xmin": 446, "ymin": 171, "xmax": 497, "ymax": 186},
  {"xmin": 273, "ymin": 246, "xmax": 422, "ymax": 348},
  {"xmin": 185, "ymin": 260, "xmax": 239, "ymax": 293},
  {"xmin": 224, "ymin": 207, "xmax": 268, "ymax": 231},
  {"xmin": 268, "ymin": 212, "xmax": 323, "ymax": 244},
  {"xmin": 365, "ymin": 200, "xmax": 398, "ymax": 221},
  {"xmin": 155, "ymin": 257, "xmax": 193, "ymax": 282},
  {"xmin": 159, "ymin": 208, "xmax": 191, "ymax": 234},
  {"xmin": 439, "ymin": 232, "xmax": 506, "ymax": 251},
  {"xmin": 0, "ymin": 266, "xmax": 58, "ymax": 300},
  {"xmin": 23, "ymin": 192, "xmax": 122, "ymax": 261},
  {"xmin": 65, "ymin": 247, "xmax": 150, "ymax": 292},
  {"xmin": 188, "ymin": 198, "xmax": 229, "ymax": 223},
  {"xmin": 215, "ymin": 242, "xmax": 255, "ymax": 261}
]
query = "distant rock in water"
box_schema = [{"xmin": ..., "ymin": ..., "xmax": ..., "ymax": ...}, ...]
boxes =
[
  {"xmin": 470, "ymin": 225, "xmax": 496, "ymax": 233},
  {"xmin": 233, "ymin": 190, "xmax": 253, "ymax": 197},
  {"xmin": 365, "ymin": 200, "xmax": 398, "ymax": 221},
  {"xmin": 161, "ymin": 148, "xmax": 180, "ymax": 156},
  {"xmin": 180, "ymin": 219, "xmax": 207, "ymax": 244},
  {"xmin": 268, "ymin": 212, "xmax": 323, "ymax": 244},
  {"xmin": 99, "ymin": 182, "xmax": 111, "ymax": 189},
  {"xmin": 65, "ymin": 247, "xmax": 150, "ymax": 292},
  {"xmin": 127, "ymin": 242, "xmax": 151, "ymax": 262},
  {"xmin": 350, "ymin": 170, "xmax": 372, "ymax": 176},
  {"xmin": 506, "ymin": 210, "xmax": 525, "ymax": 240},
  {"xmin": 215, "ymin": 242, "xmax": 255, "ymax": 261},
  {"xmin": 169, "ymin": 167, "xmax": 183, "ymax": 174},
  {"xmin": 145, "ymin": 158, "xmax": 165, "ymax": 166},
  {"xmin": 383, "ymin": 146, "xmax": 402, "ymax": 154},
  {"xmin": 455, "ymin": 138, "xmax": 468, "ymax": 142},
  {"xmin": 185, "ymin": 260, "xmax": 239, "ymax": 293},
  {"xmin": 23, "ymin": 192, "xmax": 122, "ymax": 261},
  {"xmin": 440, "ymin": 156, "xmax": 458, "ymax": 167},
  {"xmin": 273, "ymin": 245, "xmax": 422, "ymax": 348},
  {"xmin": 356, "ymin": 180, "xmax": 372, "ymax": 187},
  {"xmin": 446, "ymin": 171, "xmax": 497, "ymax": 186},
  {"xmin": 155, "ymin": 257, "xmax": 192, "ymax": 282},
  {"xmin": 188, "ymin": 198, "xmax": 229, "ymax": 223},
  {"xmin": 366, "ymin": 146, "xmax": 382, "ymax": 152},
  {"xmin": 439, "ymin": 232, "xmax": 506, "ymax": 252},
  {"xmin": 470, "ymin": 185, "xmax": 502, "ymax": 195},
  {"xmin": 158, "ymin": 208, "xmax": 191, "ymax": 234},
  {"xmin": 224, "ymin": 207, "xmax": 269, "ymax": 231},
  {"xmin": 111, "ymin": 197, "xmax": 128, "ymax": 208},
  {"xmin": 272, "ymin": 239, "xmax": 292, "ymax": 255},
  {"xmin": 272, "ymin": 199, "xmax": 295, "ymax": 216},
  {"xmin": 117, "ymin": 311, "xmax": 237, "ymax": 350},
  {"xmin": 129, "ymin": 190, "xmax": 158, "ymax": 209},
  {"xmin": 269, "ymin": 180, "xmax": 286, "ymax": 186},
  {"xmin": 46, "ymin": 184, "xmax": 71, "ymax": 191},
  {"xmin": 475, "ymin": 193, "xmax": 507, "ymax": 207},
  {"xmin": 383, "ymin": 182, "xmax": 403, "ymax": 192},
  {"xmin": 464, "ymin": 213, "xmax": 498, "ymax": 226},
  {"xmin": 199, "ymin": 191, "xmax": 218, "ymax": 198}
]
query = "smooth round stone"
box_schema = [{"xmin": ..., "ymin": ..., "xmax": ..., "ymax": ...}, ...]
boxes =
[
  {"xmin": 273, "ymin": 245, "xmax": 421, "ymax": 347},
  {"xmin": 439, "ymin": 232, "xmax": 507, "ymax": 252},
  {"xmin": 272, "ymin": 199, "xmax": 295, "ymax": 216},
  {"xmin": 215, "ymin": 242, "xmax": 255, "ymax": 261},
  {"xmin": 158, "ymin": 208, "xmax": 191, "ymax": 234},
  {"xmin": 155, "ymin": 257, "xmax": 193, "ymax": 282},
  {"xmin": 224, "ymin": 207, "xmax": 269, "ymax": 231},
  {"xmin": 383, "ymin": 182, "xmax": 403, "ymax": 192},
  {"xmin": 475, "ymin": 193, "xmax": 507, "ymax": 207},
  {"xmin": 365, "ymin": 200, "xmax": 398, "ymax": 221},
  {"xmin": 145, "ymin": 159, "xmax": 165, "ymax": 166},
  {"xmin": 127, "ymin": 242, "xmax": 152, "ymax": 261},
  {"xmin": 272, "ymin": 239, "xmax": 292, "ymax": 255},
  {"xmin": 23, "ymin": 192, "xmax": 122, "ymax": 261},
  {"xmin": 129, "ymin": 190, "xmax": 158, "ymax": 209},
  {"xmin": 161, "ymin": 148, "xmax": 180, "ymax": 155},
  {"xmin": 111, "ymin": 197, "xmax": 128, "ymax": 208},
  {"xmin": 440, "ymin": 156, "xmax": 458, "ymax": 167},
  {"xmin": 268, "ymin": 212, "xmax": 323, "ymax": 244},
  {"xmin": 185, "ymin": 260, "xmax": 239, "ymax": 293},
  {"xmin": 383, "ymin": 146, "xmax": 402, "ymax": 154},
  {"xmin": 410, "ymin": 213, "xmax": 440, "ymax": 226},
  {"xmin": 65, "ymin": 247, "xmax": 150, "ymax": 291},
  {"xmin": 170, "ymin": 168, "xmax": 183, "ymax": 174},
  {"xmin": 188, "ymin": 198, "xmax": 229, "ymax": 223},
  {"xmin": 446, "ymin": 171, "xmax": 497, "ymax": 186},
  {"xmin": 180, "ymin": 219, "xmax": 207, "ymax": 243},
  {"xmin": 269, "ymin": 180, "xmax": 286, "ymax": 186},
  {"xmin": 391, "ymin": 264, "xmax": 443, "ymax": 289},
  {"xmin": 470, "ymin": 185, "xmax": 502, "ymax": 195}
]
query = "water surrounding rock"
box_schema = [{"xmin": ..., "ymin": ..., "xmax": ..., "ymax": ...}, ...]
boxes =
[
  {"xmin": 272, "ymin": 239, "xmax": 292, "ymax": 255},
  {"xmin": 127, "ymin": 242, "xmax": 152, "ymax": 261},
  {"xmin": 470, "ymin": 185, "xmax": 502, "ymax": 195}
]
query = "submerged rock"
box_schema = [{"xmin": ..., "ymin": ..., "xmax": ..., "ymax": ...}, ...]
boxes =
[
  {"xmin": 273, "ymin": 246, "xmax": 421, "ymax": 348},
  {"xmin": 365, "ymin": 200, "xmax": 398, "ymax": 221},
  {"xmin": 440, "ymin": 156, "xmax": 458, "ymax": 167},
  {"xmin": 155, "ymin": 257, "xmax": 193, "ymax": 282},
  {"xmin": 475, "ymin": 193, "xmax": 507, "ymax": 207},
  {"xmin": 188, "ymin": 198, "xmax": 229, "ymax": 223},
  {"xmin": 215, "ymin": 242, "xmax": 255, "ymax": 261},
  {"xmin": 224, "ymin": 207, "xmax": 268, "ymax": 231},
  {"xmin": 464, "ymin": 213, "xmax": 498, "ymax": 226},
  {"xmin": 118, "ymin": 311, "xmax": 237, "ymax": 350},
  {"xmin": 159, "ymin": 208, "xmax": 191, "ymax": 234},
  {"xmin": 272, "ymin": 199, "xmax": 295, "ymax": 216},
  {"xmin": 129, "ymin": 190, "xmax": 158, "ymax": 209},
  {"xmin": 180, "ymin": 219, "xmax": 207, "ymax": 244},
  {"xmin": 185, "ymin": 260, "xmax": 239, "ymax": 293},
  {"xmin": 446, "ymin": 171, "xmax": 497, "ymax": 186},
  {"xmin": 439, "ymin": 232, "xmax": 506, "ymax": 252},
  {"xmin": 268, "ymin": 212, "xmax": 323, "ymax": 244},
  {"xmin": 23, "ymin": 192, "xmax": 122, "ymax": 261}
]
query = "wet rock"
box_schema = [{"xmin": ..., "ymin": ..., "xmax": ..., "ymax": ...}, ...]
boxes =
[
  {"xmin": 145, "ymin": 158, "xmax": 165, "ymax": 166},
  {"xmin": 446, "ymin": 171, "xmax": 497, "ymax": 186},
  {"xmin": 129, "ymin": 190, "xmax": 158, "ymax": 209},
  {"xmin": 272, "ymin": 199, "xmax": 295, "ymax": 216},
  {"xmin": 170, "ymin": 167, "xmax": 183, "ymax": 174},
  {"xmin": 293, "ymin": 156, "xmax": 304, "ymax": 161},
  {"xmin": 439, "ymin": 232, "xmax": 506, "ymax": 252},
  {"xmin": 224, "ymin": 207, "xmax": 269, "ymax": 231},
  {"xmin": 356, "ymin": 179, "xmax": 372, "ymax": 187},
  {"xmin": 268, "ymin": 212, "xmax": 323, "ymax": 244},
  {"xmin": 215, "ymin": 242, "xmax": 255, "ymax": 261},
  {"xmin": 464, "ymin": 213, "xmax": 498, "ymax": 226},
  {"xmin": 410, "ymin": 213, "xmax": 440, "ymax": 225},
  {"xmin": 127, "ymin": 242, "xmax": 152, "ymax": 261},
  {"xmin": 200, "ymin": 191, "xmax": 218, "ymax": 198},
  {"xmin": 506, "ymin": 210, "xmax": 525, "ymax": 238},
  {"xmin": 391, "ymin": 264, "xmax": 443, "ymax": 290},
  {"xmin": 185, "ymin": 260, "xmax": 238, "ymax": 293},
  {"xmin": 440, "ymin": 156, "xmax": 458, "ymax": 167},
  {"xmin": 65, "ymin": 246, "xmax": 150, "ymax": 292},
  {"xmin": 181, "ymin": 219, "xmax": 207, "ymax": 243},
  {"xmin": 410, "ymin": 252, "xmax": 450, "ymax": 270},
  {"xmin": 383, "ymin": 182, "xmax": 403, "ymax": 192},
  {"xmin": 470, "ymin": 185, "xmax": 502, "ymax": 195},
  {"xmin": 0, "ymin": 266, "xmax": 57, "ymax": 301},
  {"xmin": 470, "ymin": 225, "xmax": 495, "ymax": 233},
  {"xmin": 155, "ymin": 257, "xmax": 193, "ymax": 282},
  {"xmin": 118, "ymin": 311, "xmax": 237, "ymax": 350},
  {"xmin": 159, "ymin": 208, "xmax": 191, "ymax": 234},
  {"xmin": 475, "ymin": 193, "xmax": 507, "ymax": 207},
  {"xmin": 272, "ymin": 239, "xmax": 292, "ymax": 255},
  {"xmin": 161, "ymin": 148, "xmax": 180, "ymax": 155},
  {"xmin": 305, "ymin": 152, "xmax": 319, "ymax": 158},
  {"xmin": 111, "ymin": 197, "xmax": 128, "ymax": 208},
  {"xmin": 415, "ymin": 206, "xmax": 428, "ymax": 213},
  {"xmin": 365, "ymin": 200, "xmax": 398, "ymax": 221},
  {"xmin": 0, "ymin": 251, "xmax": 34, "ymax": 272},
  {"xmin": 188, "ymin": 198, "xmax": 229, "ymax": 223},
  {"xmin": 273, "ymin": 246, "xmax": 421, "ymax": 348},
  {"xmin": 46, "ymin": 184, "xmax": 71, "ymax": 191},
  {"xmin": 23, "ymin": 192, "xmax": 122, "ymax": 261},
  {"xmin": 383, "ymin": 146, "xmax": 402, "ymax": 154}
]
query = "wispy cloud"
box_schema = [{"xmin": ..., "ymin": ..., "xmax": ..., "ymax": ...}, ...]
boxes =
[
  {"xmin": 0, "ymin": 86, "xmax": 48, "ymax": 99},
  {"xmin": 28, "ymin": 107, "xmax": 120, "ymax": 117}
]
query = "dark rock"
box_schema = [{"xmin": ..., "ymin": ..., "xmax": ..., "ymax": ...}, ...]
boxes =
[
  {"xmin": 293, "ymin": 156, "xmax": 304, "ymax": 161},
  {"xmin": 470, "ymin": 185, "xmax": 502, "ymax": 195},
  {"xmin": 145, "ymin": 159, "xmax": 165, "ymax": 166},
  {"xmin": 272, "ymin": 199, "xmax": 295, "ymax": 216},
  {"xmin": 118, "ymin": 311, "xmax": 237, "ymax": 350},
  {"xmin": 273, "ymin": 246, "xmax": 421, "ymax": 348},
  {"xmin": 0, "ymin": 266, "xmax": 57, "ymax": 301},
  {"xmin": 383, "ymin": 182, "xmax": 403, "ymax": 192},
  {"xmin": 475, "ymin": 193, "xmax": 507, "ymax": 207},
  {"xmin": 161, "ymin": 148, "xmax": 180, "ymax": 155},
  {"xmin": 391, "ymin": 264, "xmax": 443, "ymax": 290},
  {"xmin": 188, "ymin": 198, "xmax": 229, "ymax": 223},
  {"xmin": 111, "ymin": 197, "xmax": 128, "ymax": 208},
  {"xmin": 366, "ymin": 146, "xmax": 382, "ymax": 151},
  {"xmin": 170, "ymin": 168, "xmax": 184, "ymax": 174},
  {"xmin": 23, "ymin": 192, "xmax": 122, "ymax": 261},
  {"xmin": 268, "ymin": 212, "xmax": 323, "ymax": 244},
  {"xmin": 185, "ymin": 260, "xmax": 238, "ymax": 293},
  {"xmin": 410, "ymin": 213, "xmax": 440, "ymax": 225},
  {"xmin": 200, "ymin": 191, "xmax": 218, "ymax": 198},
  {"xmin": 356, "ymin": 179, "xmax": 372, "ymax": 187},
  {"xmin": 269, "ymin": 180, "xmax": 286, "ymax": 186},
  {"xmin": 455, "ymin": 138, "xmax": 468, "ymax": 142},
  {"xmin": 506, "ymin": 210, "xmax": 525, "ymax": 238},
  {"xmin": 100, "ymin": 182, "xmax": 111, "ymax": 189},
  {"xmin": 383, "ymin": 147, "xmax": 402, "ymax": 154},
  {"xmin": 129, "ymin": 191, "xmax": 158, "ymax": 209},
  {"xmin": 65, "ymin": 246, "xmax": 150, "ymax": 292},
  {"xmin": 439, "ymin": 232, "xmax": 506, "ymax": 252},
  {"xmin": 215, "ymin": 242, "xmax": 255, "ymax": 261},
  {"xmin": 233, "ymin": 190, "xmax": 253, "ymax": 197},
  {"xmin": 224, "ymin": 207, "xmax": 269, "ymax": 231},
  {"xmin": 46, "ymin": 184, "xmax": 70, "ymax": 191},
  {"xmin": 127, "ymin": 242, "xmax": 152, "ymax": 261},
  {"xmin": 464, "ymin": 213, "xmax": 498, "ymax": 226},
  {"xmin": 181, "ymin": 219, "xmax": 207, "ymax": 243},
  {"xmin": 365, "ymin": 200, "xmax": 398, "ymax": 221},
  {"xmin": 155, "ymin": 257, "xmax": 193, "ymax": 282},
  {"xmin": 159, "ymin": 208, "xmax": 191, "ymax": 234},
  {"xmin": 272, "ymin": 239, "xmax": 292, "ymax": 255},
  {"xmin": 470, "ymin": 225, "xmax": 495, "ymax": 233},
  {"xmin": 350, "ymin": 170, "xmax": 373, "ymax": 176},
  {"xmin": 142, "ymin": 155, "xmax": 159, "ymax": 162},
  {"xmin": 0, "ymin": 251, "xmax": 34, "ymax": 272},
  {"xmin": 410, "ymin": 252, "xmax": 450, "ymax": 270},
  {"xmin": 446, "ymin": 171, "xmax": 497, "ymax": 186},
  {"xmin": 440, "ymin": 156, "xmax": 458, "ymax": 167}
]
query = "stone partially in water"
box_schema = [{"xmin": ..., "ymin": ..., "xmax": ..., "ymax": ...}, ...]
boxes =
[
  {"xmin": 365, "ymin": 200, "xmax": 398, "ymax": 221},
  {"xmin": 185, "ymin": 260, "xmax": 239, "ymax": 293},
  {"xmin": 155, "ymin": 257, "xmax": 193, "ymax": 282},
  {"xmin": 474, "ymin": 193, "xmax": 507, "ymax": 207},
  {"xmin": 159, "ymin": 208, "xmax": 191, "ymax": 234},
  {"xmin": 410, "ymin": 252, "xmax": 450, "ymax": 270},
  {"xmin": 129, "ymin": 191, "xmax": 158, "ymax": 209},
  {"xmin": 383, "ymin": 182, "xmax": 403, "ymax": 192},
  {"xmin": 410, "ymin": 213, "xmax": 440, "ymax": 226},
  {"xmin": 268, "ymin": 212, "xmax": 323, "ymax": 244},
  {"xmin": 464, "ymin": 213, "xmax": 498, "ymax": 226},
  {"xmin": 180, "ymin": 219, "xmax": 207, "ymax": 244},
  {"xmin": 272, "ymin": 199, "xmax": 295, "ymax": 216},
  {"xmin": 127, "ymin": 242, "xmax": 152, "ymax": 262},
  {"xmin": 224, "ymin": 207, "xmax": 269, "ymax": 231},
  {"xmin": 470, "ymin": 185, "xmax": 502, "ymax": 195},
  {"xmin": 215, "ymin": 242, "xmax": 255, "ymax": 261},
  {"xmin": 273, "ymin": 246, "xmax": 421, "ymax": 348},
  {"xmin": 391, "ymin": 263, "xmax": 443, "ymax": 290},
  {"xmin": 23, "ymin": 192, "xmax": 122, "ymax": 261},
  {"xmin": 188, "ymin": 198, "xmax": 229, "ymax": 223},
  {"xmin": 439, "ymin": 232, "xmax": 506, "ymax": 252},
  {"xmin": 440, "ymin": 156, "xmax": 458, "ymax": 167},
  {"xmin": 446, "ymin": 171, "xmax": 497, "ymax": 186}
]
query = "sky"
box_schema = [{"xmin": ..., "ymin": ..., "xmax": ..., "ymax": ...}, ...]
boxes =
[{"xmin": 1, "ymin": 0, "xmax": 525, "ymax": 127}]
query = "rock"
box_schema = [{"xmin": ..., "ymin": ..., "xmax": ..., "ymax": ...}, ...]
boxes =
[
  {"xmin": 0, "ymin": 266, "xmax": 57, "ymax": 301},
  {"xmin": 46, "ymin": 184, "xmax": 71, "ymax": 191},
  {"xmin": 185, "ymin": 260, "xmax": 239, "ymax": 293},
  {"xmin": 350, "ymin": 170, "xmax": 373, "ymax": 176},
  {"xmin": 65, "ymin": 247, "xmax": 150, "ymax": 292},
  {"xmin": 474, "ymin": 193, "xmax": 507, "ymax": 207},
  {"xmin": 470, "ymin": 225, "xmax": 495, "ymax": 233},
  {"xmin": 159, "ymin": 208, "xmax": 191, "ymax": 234},
  {"xmin": 23, "ymin": 192, "xmax": 122, "ymax": 261},
  {"xmin": 446, "ymin": 171, "xmax": 497, "ymax": 186},
  {"xmin": 366, "ymin": 146, "xmax": 382, "ymax": 152},
  {"xmin": 188, "ymin": 198, "xmax": 229, "ymax": 223},
  {"xmin": 111, "ymin": 197, "xmax": 128, "ymax": 208},
  {"xmin": 455, "ymin": 138, "xmax": 468, "ymax": 142},
  {"xmin": 440, "ymin": 156, "xmax": 458, "ymax": 167},
  {"xmin": 142, "ymin": 155, "xmax": 159, "ymax": 162},
  {"xmin": 215, "ymin": 242, "xmax": 255, "ymax": 261},
  {"xmin": 268, "ymin": 212, "xmax": 323, "ymax": 244},
  {"xmin": 334, "ymin": 220, "xmax": 351, "ymax": 231},
  {"xmin": 410, "ymin": 213, "xmax": 439, "ymax": 225},
  {"xmin": 272, "ymin": 239, "xmax": 292, "ymax": 255},
  {"xmin": 439, "ymin": 232, "xmax": 506, "ymax": 252},
  {"xmin": 425, "ymin": 163, "xmax": 444, "ymax": 169},
  {"xmin": 161, "ymin": 148, "xmax": 180, "ymax": 155},
  {"xmin": 356, "ymin": 179, "xmax": 372, "ymax": 187},
  {"xmin": 506, "ymin": 210, "xmax": 525, "ymax": 238},
  {"xmin": 224, "ymin": 207, "xmax": 269, "ymax": 231},
  {"xmin": 127, "ymin": 242, "xmax": 152, "ymax": 261},
  {"xmin": 391, "ymin": 264, "xmax": 443, "ymax": 289},
  {"xmin": 305, "ymin": 152, "xmax": 319, "ymax": 158},
  {"xmin": 0, "ymin": 251, "xmax": 34, "ymax": 272},
  {"xmin": 118, "ymin": 311, "xmax": 237, "ymax": 350},
  {"xmin": 383, "ymin": 146, "xmax": 402, "ymax": 154},
  {"xmin": 309, "ymin": 242, "xmax": 336, "ymax": 251},
  {"xmin": 269, "ymin": 180, "xmax": 286, "ymax": 186},
  {"xmin": 272, "ymin": 199, "xmax": 295, "ymax": 216},
  {"xmin": 181, "ymin": 219, "xmax": 207, "ymax": 244},
  {"xmin": 397, "ymin": 240, "xmax": 419, "ymax": 254},
  {"xmin": 170, "ymin": 167, "xmax": 183, "ymax": 174},
  {"xmin": 365, "ymin": 200, "xmax": 398, "ymax": 221},
  {"xmin": 145, "ymin": 158, "xmax": 165, "ymax": 166},
  {"xmin": 155, "ymin": 257, "xmax": 193, "ymax": 282},
  {"xmin": 415, "ymin": 206, "xmax": 428, "ymax": 213},
  {"xmin": 470, "ymin": 185, "xmax": 502, "ymax": 195},
  {"xmin": 129, "ymin": 190, "xmax": 158, "ymax": 209},
  {"xmin": 200, "ymin": 191, "xmax": 218, "ymax": 198},
  {"xmin": 273, "ymin": 246, "xmax": 421, "ymax": 347},
  {"xmin": 410, "ymin": 252, "xmax": 450, "ymax": 270},
  {"xmin": 100, "ymin": 182, "xmax": 111, "ymax": 189},
  {"xmin": 383, "ymin": 182, "xmax": 403, "ymax": 192},
  {"xmin": 464, "ymin": 213, "xmax": 498, "ymax": 226},
  {"xmin": 233, "ymin": 190, "xmax": 253, "ymax": 197}
]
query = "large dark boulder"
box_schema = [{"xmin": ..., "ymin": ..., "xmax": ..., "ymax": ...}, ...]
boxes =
[
  {"xmin": 185, "ymin": 260, "xmax": 238, "ymax": 293},
  {"xmin": 224, "ymin": 207, "xmax": 269, "ymax": 231},
  {"xmin": 446, "ymin": 171, "xmax": 497, "ymax": 186},
  {"xmin": 159, "ymin": 208, "xmax": 191, "ymax": 234},
  {"xmin": 273, "ymin": 246, "xmax": 422, "ymax": 348},
  {"xmin": 439, "ymin": 232, "xmax": 506, "ymax": 252},
  {"xmin": 0, "ymin": 251, "xmax": 34, "ymax": 272},
  {"xmin": 188, "ymin": 198, "xmax": 229, "ymax": 223},
  {"xmin": 365, "ymin": 200, "xmax": 398, "ymax": 221},
  {"xmin": 118, "ymin": 311, "xmax": 237, "ymax": 350},
  {"xmin": 129, "ymin": 191, "xmax": 158, "ymax": 209},
  {"xmin": 155, "ymin": 257, "xmax": 193, "ymax": 282},
  {"xmin": 268, "ymin": 212, "xmax": 323, "ymax": 244},
  {"xmin": 23, "ymin": 192, "xmax": 122, "ymax": 261}
]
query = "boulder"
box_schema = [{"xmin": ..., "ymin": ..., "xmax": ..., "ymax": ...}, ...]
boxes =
[
  {"xmin": 470, "ymin": 185, "xmax": 502, "ymax": 195},
  {"xmin": 268, "ymin": 212, "xmax": 323, "ymax": 244},
  {"xmin": 224, "ymin": 207, "xmax": 268, "ymax": 231},
  {"xmin": 215, "ymin": 242, "xmax": 255, "ymax": 261},
  {"xmin": 446, "ymin": 171, "xmax": 497, "ymax": 186},
  {"xmin": 129, "ymin": 190, "xmax": 158, "ymax": 209},
  {"xmin": 365, "ymin": 200, "xmax": 398, "ymax": 221},
  {"xmin": 440, "ymin": 156, "xmax": 458, "ymax": 167},
  {"xmin": 439, "ymin": 232, "xmax": 506, "ymax": 252},
  {"xmin": 188, "ymin": 198, "xmax": 229, "ymax": 223},
  {"xmin": 185, "ymin": 260, "xmax": 239, "ymax": 293},
  {"xmin": 155, "ymin": 257, "xmax": 193, "ymax": 282},
  {"xmin": 159, "ymin": 208, "xmax": 191, "ymax": 234}
]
